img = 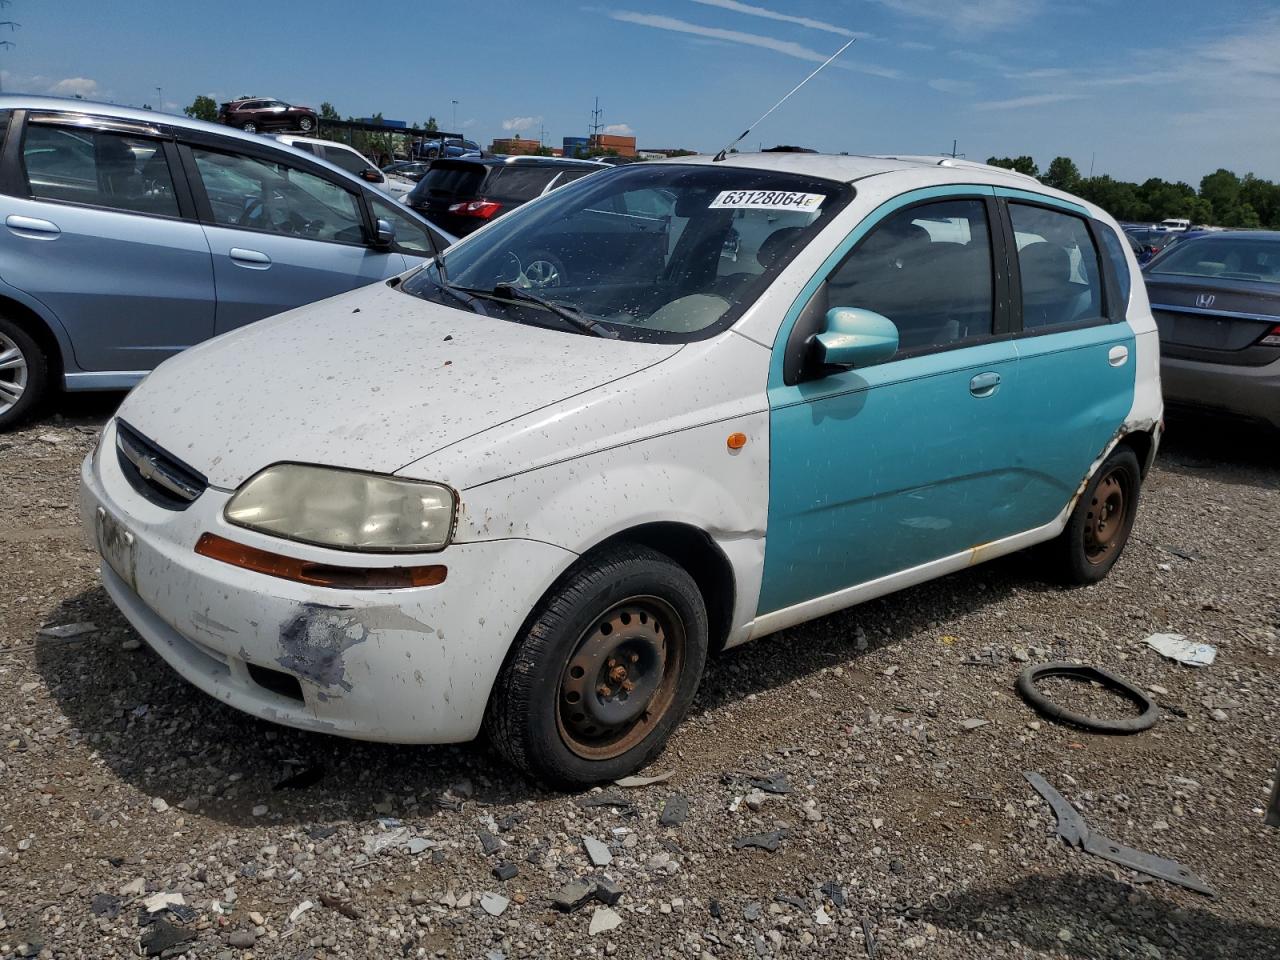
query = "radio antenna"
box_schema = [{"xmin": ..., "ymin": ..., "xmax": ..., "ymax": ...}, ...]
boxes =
[{"xmin": 713, "ymin": 36, "xmax": 857, "ymax": 162}]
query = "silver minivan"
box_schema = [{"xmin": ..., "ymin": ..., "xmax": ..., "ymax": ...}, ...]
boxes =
[{"xmin": 0, "ymin": 96, "xmax": 453, "ymax": 428}]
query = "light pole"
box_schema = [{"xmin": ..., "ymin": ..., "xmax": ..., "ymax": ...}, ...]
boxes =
[
  {"xmin": 451, "ymin": 99, "xmax": 458, "ymax": 133},
  {"xmin": 155, "ymin": 86, "xmax": 162, "ymax": 112}
]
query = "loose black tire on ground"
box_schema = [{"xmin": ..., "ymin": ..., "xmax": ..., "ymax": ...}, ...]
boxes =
[
  {"xmin": 1043, "ymin": 445, "xmax": 1141, "ymax": 585},
  {"xmin": 485, "ymin": 544, "xmax": 709, "ymax": 789},
  {"xmin": 0, "ymin": 315, "xmax": 48, "ymax": 431}
]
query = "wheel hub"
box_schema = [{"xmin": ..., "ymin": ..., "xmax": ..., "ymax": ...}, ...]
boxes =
[
  {"xmin": 557, "ymin": 598, "xmax": 684, "ymax": 760},
  {"xmin": 0, "ymin": 331, "xmax": 29, "ymax": 415},
  {"xmin": 1084, "ymin": 471, "xmax": 1127, "ymax": 563}
]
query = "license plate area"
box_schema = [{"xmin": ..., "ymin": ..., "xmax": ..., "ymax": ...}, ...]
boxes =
[{"xmin": 96, "ymin": 506, "xmax": 137, "ymax": 589}]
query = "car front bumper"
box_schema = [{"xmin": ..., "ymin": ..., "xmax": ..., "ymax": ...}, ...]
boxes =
[
  {"xmin": 79, "ymin": 421, "xmax": 576, "ymax": 743},
  {"xmin": 1161, "ymin": 354, "xmax": 1280, "ymax": 430}
]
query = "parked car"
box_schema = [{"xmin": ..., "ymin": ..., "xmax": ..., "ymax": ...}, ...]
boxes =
[
  {"xmin": 412, "ymin": 137, "xmax": 481, "ymax": 160},
  {"xmin": 80, "ymin": 153, "xmax": 1161, "ymax": 786},
  {"xmin": 1125, "ymin": 227, "xmax": 1179, "ymax": 264},
  {"xmin": 1144, "ymin": 230, "xmax": 1280, "ymax": 430},
  {"xmin": 382, "ymin": 160, "xmax": 431, "ymax": 181},
  {"xmin": 1158, "ymin": 218, "xmax": 1191, "ymax": 232},
  {"xmin": 0, "ymin": 96, "xmax": 454, "ymax": 428},
  {"xmin": 218, "ymin": 98, "xmax": 318, "ymax": 134},
  {"xmin": 272, "ymin": 134, "xmax": 412, "ymax": 196},
  {"xmin": 1145, "ymin": 228, "xmax": 1210, "ymax": 260},
  {"xmin": 404, "ymin": 155, "xmax": 608, "ymax": 237}
]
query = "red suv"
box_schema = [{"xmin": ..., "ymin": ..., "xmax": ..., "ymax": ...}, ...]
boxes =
[{"xmin": 218, "ymin": 98, "xmax": 317, "ymax": 134}]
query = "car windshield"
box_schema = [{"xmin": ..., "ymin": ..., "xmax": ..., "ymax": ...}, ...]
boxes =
[
  {"xmin": 400, "ymin": 163, "xmax": 851, "ymax": 342},
  {"xmin": 1148, "ymin": 237, "xmax": 1280, "ymax": 284}
]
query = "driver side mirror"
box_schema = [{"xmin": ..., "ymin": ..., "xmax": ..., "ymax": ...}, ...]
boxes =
[
  {"xmin": 372, "ymin": 217, "xmax": 396, "ymax": 249},
  {"xmin": 360, "ymin": 169, "xmax": 382, "ymax": 183},
  {"xmin": 813, "ymin": 307, "xmax": 899, "ymax": 369}
]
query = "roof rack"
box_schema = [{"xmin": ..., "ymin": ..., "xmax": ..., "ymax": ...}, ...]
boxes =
[{"xmin": 870, "ymin": 155, "xmax": 1041, "ymax": 182}]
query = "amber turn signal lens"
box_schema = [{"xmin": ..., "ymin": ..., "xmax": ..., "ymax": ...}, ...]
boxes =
[
  {"xmin": 727, "ymin": 432, "xmax": 748, "ymax": 450},
  {"xmin": 195, "ymin": 533, "xmax": 446, "ymax": 590}
]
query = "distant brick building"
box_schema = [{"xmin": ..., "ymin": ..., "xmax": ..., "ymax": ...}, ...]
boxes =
[{"xmin": 488, "ymin": 136, "xmax": 543, "ymax": 156}]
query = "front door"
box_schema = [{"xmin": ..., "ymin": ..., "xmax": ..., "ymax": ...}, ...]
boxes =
[
  {"xmin": 2, "ymin": 118, "xmax": 215, "ymax": 371},
  {"xmin": 184, "ymin": 144, "xmax": 405, "ymax": 333},
  {"xmin": 760, "ymin": 193, "xmax": 1019, "ymax": 615}
]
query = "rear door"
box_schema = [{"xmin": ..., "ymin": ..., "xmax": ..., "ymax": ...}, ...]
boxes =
[
  {"xmin": 998, "ymin": 192, "xmax": 1136, "ymax": 533},
  {"xmin": 0, "ymin": 111, "xmax": 215, "ymax": 371},
  {"xmin": 181, "ymin": 139, "xmax": 407, "ymax": 333}
]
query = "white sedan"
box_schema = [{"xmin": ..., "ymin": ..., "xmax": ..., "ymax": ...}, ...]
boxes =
[{"xmin": 81, "ymin": 153, "xmax": 1161, "ymax": 786}]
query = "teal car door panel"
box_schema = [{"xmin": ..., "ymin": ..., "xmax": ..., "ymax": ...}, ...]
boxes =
[
  {"xmin": 998, "ymin": 192, "xmax": 1136, "ymax": 534},
  {"xmin": 761, "ymin": 339, "xmax": 1018, "ymax": 614},
  {"xmin": 760, "ymin": 188, "xmax": 1019, "ymax": 616}
]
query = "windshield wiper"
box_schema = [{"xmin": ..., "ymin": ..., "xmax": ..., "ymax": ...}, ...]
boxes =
[{"xmin": 490, "ymin": 284, "xmax": 618, "ymax": 339}]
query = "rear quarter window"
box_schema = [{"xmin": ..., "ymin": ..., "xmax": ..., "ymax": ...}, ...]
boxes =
[
  {"xmin": 486, "ymin": 166, "xmax": 560, "ymax": 204},
  {"xmin": 415, "ymin": 164, "xmax": 485, "ymax": 200},
  {"xmin": 1098, "ymin": 227, "xmax": 1132, "ymax": 309}
]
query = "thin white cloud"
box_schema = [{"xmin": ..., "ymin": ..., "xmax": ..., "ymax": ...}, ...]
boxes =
[
  {"xmin": 971, "ymin": 92, "xmax": 1087, "ymax": 111},
  {"xmin": 610, "ymin": 11, "xmax": 899, "ymax": 77},
  {"xmin": 689, "ymin": 0, "xmax": 863, "ymax": 38},
  {"xmin": 501, "ymin": 115, "xmax": 542, "ymax": 132},
  {"xmin": 603, "ymin": 122, "xmax": 634, "ymax": 135},
  {"xmin": 1005, "ymin": 67, "xmax": 1069, "ymax": 80},
  {"xmin": 50, "ymin": 77, "xmax": 99, "ymax": 97},
  {"xmin": 928, "ymin": 78, "xmax": 975, "ymax": 94},
  {"xmin": 870, "ymin": 0, "xmax": 1043, "ymax": 33},
  {"xmin": 899, "ymin": 40, "xmax": 935, "ymax": 51}
]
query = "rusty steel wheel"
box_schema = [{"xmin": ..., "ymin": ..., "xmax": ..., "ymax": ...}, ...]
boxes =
[
  {"xmin": 1083, "ymin": 468, "xmax": 1129, "ymax": 565},
  {"xmin": 485, "ymin": 544, "xmax": 709, "ymax": 788},
  {"xmin": 1045, "ymin": 446, "xmax": 1142, "ymax": 586},
  {"xmin": 557, "ymin": 597, "xmax": 685, "ymax": 761}
]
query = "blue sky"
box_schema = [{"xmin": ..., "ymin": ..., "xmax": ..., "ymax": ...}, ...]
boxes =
[{"xmin": 5, "ymin": 0, "xmax": 1279, "ymax": 184}]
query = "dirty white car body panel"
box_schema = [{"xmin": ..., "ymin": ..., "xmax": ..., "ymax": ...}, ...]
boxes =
[{"xmin": 81, "ymin": 153, "xmax": 1162, "ymax": 743}]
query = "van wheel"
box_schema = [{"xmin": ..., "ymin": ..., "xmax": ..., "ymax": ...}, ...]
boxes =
[
  {"xmin": 1044, "ymin": 446, "xmax": 1141, "ymax": 585},
  {"xmin": 485, "ymin": 544, "xmax": 708, "ymax": 789},
  {"xmin": 0, "ymin": 317, "xmax": 46, "ymax": 431}
]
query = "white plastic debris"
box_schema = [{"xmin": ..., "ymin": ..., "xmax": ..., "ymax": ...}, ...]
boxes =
[
  {"xmin": 480, "ymin": 892, "xmax": 509, "ymax": 917},
  {"xmin": 589, "ymin": 905, "xmax": 623, "ymax": 935},
  {"xmin": 582, "ymin": 835, "xmax": 612, "ymax": 867},
  {"xmin": 289, "ymin": 900, "xmax": 314, "ymax": 923},
  {"xmin": 614, "ymin": 770, "xmax": 675, "ymax": 788},
  {"xmin": 37, "ymin": 622, "xmax": 97, "ymax": 639},
  {"xmin": 363, "ymin": 827, "xmax": 410, "ymax": 857},
  {"xmin": 1144, "ymin": 633, "xmax": 1216, "ymax": 667},
  {"xmin": 142, "ymin": 892, "xmax": 185, "ymax": 913}
]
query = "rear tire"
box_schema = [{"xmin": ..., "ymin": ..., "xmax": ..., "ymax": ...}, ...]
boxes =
[
  {"xmin": 485, "ymin": 544, "xmax": 708, "ymax": 789},
  {"xmin": 241, "ymin": 121, "xmax": 257, "ymax": 133},
  {"xmin": 1043, "ymin": 446, "xmax": 1141, "ymax": 585},
  {"xmin": 298, "ymin": 116, "xmax": 314, "ymax": 133},
  {"xmin": 0, "ymin": 316, "xmax": 48, "ymax": 431}
]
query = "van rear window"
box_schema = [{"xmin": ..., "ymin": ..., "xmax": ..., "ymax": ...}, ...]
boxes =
[{"xmin": 415, "ymin": 164, "xmax": 485, "ymax": 200}]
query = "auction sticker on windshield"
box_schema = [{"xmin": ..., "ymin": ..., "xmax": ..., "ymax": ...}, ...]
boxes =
[{"xmin": 709, "ymin": 190, "xmax": 825, "ymax": 211}]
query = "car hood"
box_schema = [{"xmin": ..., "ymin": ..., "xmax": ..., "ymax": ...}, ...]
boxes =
[{"xmin": 116, "ymin": 283, "xmax": 681, "ymax": 490}]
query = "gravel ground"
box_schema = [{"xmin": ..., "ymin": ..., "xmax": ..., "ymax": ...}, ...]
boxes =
[{"xmin": 1, "ymin": 397, "xmax": 1278, "ymax": 960}]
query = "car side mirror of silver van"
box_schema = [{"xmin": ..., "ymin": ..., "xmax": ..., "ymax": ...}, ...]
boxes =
[
  {"xmin": 373, "ymin": 218, "xmax": 396, "ymax": 249},
  {"xmin": 814, "ymin": 307, "xmax": 899, "ymax": 369}
]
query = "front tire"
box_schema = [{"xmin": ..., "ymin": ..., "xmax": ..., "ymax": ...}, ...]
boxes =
[
  {"xmin": 241, "ymin": 121, "xmax": 257, "ymax": 133},
  {"xmin": 485, "ymin": 544, "xmax": 708, "ymax": 789},
  {"xmin": 298, "ymin": 116, "xmax": 314, "ymax": 133},
  {"xmin": 1044, "ymin": 446, "xmax": 1141, "ymax": 585},
  {"xmin": 0, "ymin": 317, "xmax": 47, "ymax": 431}
]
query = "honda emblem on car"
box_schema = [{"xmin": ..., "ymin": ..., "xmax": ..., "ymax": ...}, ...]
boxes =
[{"xmin": 1196, "ymin": 293, "xmax": 1216, "ymax": 308}]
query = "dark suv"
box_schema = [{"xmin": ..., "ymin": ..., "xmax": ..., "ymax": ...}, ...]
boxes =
[
  {"xmin": 404, "ymin": 156, "xmax": 607, "ymax": 236},
  {"xmin": 218, "ymin": 99, "xmax": 318, "ymax": 134}
]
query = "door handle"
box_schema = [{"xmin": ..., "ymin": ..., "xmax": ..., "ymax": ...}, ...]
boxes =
[
  {"xmin": 230, "ymin": 247, "xmax": 271, "ymax": 268},
  {"xmin": 5, "ymin": 214, "xmax": 60, "ymax": 238},
  {"xmin": 969, "ymin": 371, "xmax": 1002, "ymax": 398},
  {"xmin": 1108, "ymin": 345, "xmax": 1129, "ymax": 367}
]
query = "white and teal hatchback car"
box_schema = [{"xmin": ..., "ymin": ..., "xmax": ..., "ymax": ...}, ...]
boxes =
[{"xmin": 81, "ymin": 153, "xmax": 1162, "ymax": 787}]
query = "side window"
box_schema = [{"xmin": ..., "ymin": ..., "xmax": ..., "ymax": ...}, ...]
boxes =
[
  {"xmin": 190, "ymin": 147, "xmax": 365, "ymax": 244},
  {"xmin": 1097, "ymin": 226, "xmax": 1132, "ymax": 312},
  {"xmin": 369, "ymin": 194, "xmax": 436, "ymax": 256},
  {"xmin": 1009, "ymin": 203, "xmax": 1105, "ymax": 331},
  {"xmin": 823, "ymin": 198, "xmax": 994, "ymax": 357},
  {"xmin": 322, "ymin": 145, "xmax": 372, "ymax": 177},
  {"xmin": 486, "ymin": 167, "xmax": 557, "ymax": 204},
  {"xmin": 22, "ymin": 124, "xmax": 179, "ymax": 216}
]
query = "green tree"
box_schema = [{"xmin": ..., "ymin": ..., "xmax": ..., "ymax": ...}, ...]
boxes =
[
  {"xmin": 319, "ymin": 102, "xmax": 340, "ymax": 121},
  {"xmin": 183, "ymin": 95, "xmax": 219, "ymax": 122},
  {"xmin": 1075, "ymin": 175, "xmax": 1147, "ymax": 222},
  {"xmin": 1199, "ymin": 168, "xmax": 1241, "ymax": 224},
  {"xmin": 1240, "ymin": 174, "xmax": 1280, "ymax": 229},
  {"xmin": 424, "ymin": 116, "xmax": 438, "ymax": 133},
  {"xmin": 987, "ymin": 155, "xmax": 1039, "ymax": 178},
  {"xmin": 1042, "ymin": 156, "xmax": 1081, "ymax": 193}
]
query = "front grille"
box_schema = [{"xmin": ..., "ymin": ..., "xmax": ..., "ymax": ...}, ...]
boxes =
[{"xmin": 115, "ymin": 420, "xmax": 208, "ymax": 509}]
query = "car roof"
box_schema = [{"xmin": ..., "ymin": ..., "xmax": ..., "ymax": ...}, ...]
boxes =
[
  {"xmin": 652, "ymin": 150, "xmax": 1046, "ymax": 186},
  {"xmin": 1169, "ymin": 230, "xmax": 1280, "ymax": 242},
  {"xmin": 276, "ymin": 134, "xmax": 362, "ymax": 155},
  {"xmin": 439, "ymin": 155, "xmax": 609, "ymax": 170}
]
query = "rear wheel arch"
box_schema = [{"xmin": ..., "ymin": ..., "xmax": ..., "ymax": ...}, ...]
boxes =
[
  {"xmin": 1116, "ymin": 428, "xmax": 1157, "ymax": 477},
  {"xmin": 0, "ymin": 294, "xmax": 65, "ymax": 386}
]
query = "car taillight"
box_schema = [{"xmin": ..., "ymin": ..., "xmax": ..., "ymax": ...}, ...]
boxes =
[
  {"xmin": 447, "ymin": 200, "xmax": 501, "ymax": 219},
  {"xmin": 1259, "ymin": 324, "xmax": 1280, "ymax": 347}
]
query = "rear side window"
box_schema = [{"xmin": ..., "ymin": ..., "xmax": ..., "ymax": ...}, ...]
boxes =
[
  {"xmin": 1009, "ymin": 204, "xmax": 1106, "ymax": 331},
  {"xmin": 822, "ymin": 198, "xmax": 995, "ymax": 358},
  {"xmin": 322, "ymin": 145, "xmax": 373, "ymax": 177},
  {"xmin": 1097, "ymin": 226, "xmax": 1132, "ymax": 310},
  {"xmin": 413, "ymin": 164, "xmax": 484, "ymax": 200},
  {"xmin": 23, "ymin": 124, "xmax": 179, "ymax": 217},
  {"xmin": 486, "ymin": 166, "xmax": 558, "ymax": 204}
]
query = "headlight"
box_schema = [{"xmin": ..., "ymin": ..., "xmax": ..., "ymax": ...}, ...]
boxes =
[{"xmin": 225, "ymin": 464, "xmax": 456, "ymax": 553}]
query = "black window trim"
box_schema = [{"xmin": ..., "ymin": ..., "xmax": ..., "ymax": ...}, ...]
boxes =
[
  {"xmin": 1001, "ymin": 196, "xmax": 1117, "ymax": 340},
  {"xmin": 12, "ymin": 112, "xmax": 197, "ymax": 223},
  {"xmin": 784, "ymin": 191, "xmax": 1013, "ymax": 386},
  {"xmin": 178, "ymin": 137, "xmax": 376, "ymax": 249}
]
